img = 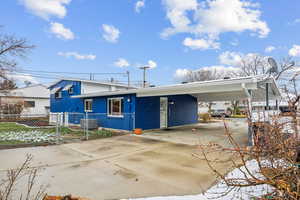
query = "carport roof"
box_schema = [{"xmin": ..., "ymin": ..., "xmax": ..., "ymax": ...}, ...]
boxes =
[{"xmin": 72, "ymin": 75, "xmax": 281, "ymax": 102}]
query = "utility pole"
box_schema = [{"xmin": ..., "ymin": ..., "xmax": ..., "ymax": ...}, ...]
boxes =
[
  {"xmin": 139, "ymin": 66, "xmax": 150, "ymax": 88},
  {"xmin": 126, "ymin": 71, "xmax": 130, "ymax": 89},
  {"xmin": 89, "ymin": 73, "xmax": 93, "ymax": 80}
]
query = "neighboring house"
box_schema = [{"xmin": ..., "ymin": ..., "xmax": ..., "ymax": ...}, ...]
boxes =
[
  {"xmin": 0, "ymin": 84, "xmax": 50, "ymax": 116},
  {"xmin": 198, "ymin": 101, "xmax": 232, "ymax": 114},
  {"xmin": 49, "ymin": 76, "xmax": 281, "ymax": 131}
]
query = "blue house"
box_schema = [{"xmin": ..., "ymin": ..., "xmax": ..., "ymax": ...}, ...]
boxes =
[{"xmin": 49, "ymin": 76, "xmax": 281, "ymax": 131}]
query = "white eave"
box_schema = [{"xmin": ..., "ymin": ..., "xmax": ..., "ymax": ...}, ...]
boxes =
[
  {"xmin": 63, "ymin": 84, "xmax": 72, "ymax": 91},
  {"xmin": 50, "ymin": 87, "xmax": 62, "ymax": 94},
  {"xmin": 48, "ymin": 78, "xmax": 138, "ymax": 89},
  {"xmin": 71, "ymin": 76, "xmax": 281, "ymax": 102}
]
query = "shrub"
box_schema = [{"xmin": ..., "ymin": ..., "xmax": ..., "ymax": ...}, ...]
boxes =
[{"xmin": 200, "ymin": 113, "xmax": 211, "ymax": 123}]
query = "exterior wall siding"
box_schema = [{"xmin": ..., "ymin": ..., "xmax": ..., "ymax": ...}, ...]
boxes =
[
  {"xmin": 135, "ymin": 96, "xmax": 160, "ymax": 130},
  {"xmin": 79, "ymin": 94, "xmax": 135, "ymax": 131},
  {"xmin": 50, "ymin": 80, "xmax": 83, "ymax": 113},
  {"xmin": 135, "ymin": 94, "xmax": 198, "ymax": 130},
  {"xmin": 167, "ymin": 95, "xmax": 198, "ymax": 127}
]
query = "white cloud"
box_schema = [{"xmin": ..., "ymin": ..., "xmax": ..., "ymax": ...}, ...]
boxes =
[
  {"xmin": 161, "ymin": 0, "xmax": 198, "ymax": 38},
  {"xmin": 148, "ymin": 60, "xmax": 157, "ymax": 68},
  {"xmin": 58, "ymin": 52, "xmax": 96, "ymax": 60},
  {"xmin": 183, "ymin": 37, "xmax": 219, "ymax": 50},
  {"xmin": 7, "ymin": 73, "xmax": 39, "ymax": 85},
  {"xmin": 174, "ymin": 68, "xmax": 191, "ymax": 80},
  {"xmin": 162, "ymin": 0, "xmax": 270, "ymax": 49},
  {"xmin": 230, "ymin": 39, "xmax": 239, "ymax": 46},
  {"xmin": 135, "ymin": 0, "xmax": 145, "ymax": 13},
  {"xmin": 289, "ymin": 45, "xmax": 300, "ymax": 57},
  {"xmin": 289, "ymin": 18, "xmax": 300, "ymax": 25},
  {"xmin": 114, "ymin": 58, "xmax": 130, "ymax": 67},
  {"xmin": 294, "ymin": 19, "xmax": 300, "ymax": 23},
  {"xmin": 219, "ymin": 51, "xmax": 243, "ymax": 66},
  {"xmin": 19, "ymin": 0, "xmax": 71, "ymax": 20},
  {"xmin": 50, "ymin": 22, "xmax": 74, "ymax": 40},
  {"xmin": 102, "ymin": 24, "xmax": 120, "ymax": 43},
  {"xmin": 265, "ymin": 46, "xmax": 276, "ymax": 53}
]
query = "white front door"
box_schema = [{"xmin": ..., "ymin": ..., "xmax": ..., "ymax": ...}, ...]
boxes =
[{"xmin": 160, "ymin": 97, "xmax": 168, "ymax": 129}]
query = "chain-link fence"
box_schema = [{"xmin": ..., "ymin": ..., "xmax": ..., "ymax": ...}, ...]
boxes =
[
  {"xmin": 0, "ymin": 112, "xmax": 135, "ymax": 146},
  {"xmin": 0, "ymin": 113, "xmax": 62, "ymax": 145},
  {"xmin": 66, "ymin": 112, "xmax": 135, "ymax": 140}
]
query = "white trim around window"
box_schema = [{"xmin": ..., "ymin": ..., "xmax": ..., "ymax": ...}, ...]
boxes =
[
  {"xmin": 84, "ymin": 99, "xmax": 93, "ymax": 112},
  {"xmin": 107, "ymin": 97, "xmax": 124, "ymax": 118}
]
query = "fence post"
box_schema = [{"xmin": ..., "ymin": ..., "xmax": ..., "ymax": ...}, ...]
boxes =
[
  {"xmin": 85, "ymin": 112, "xmax": 89, "ymax": 140},
  {"xmin": 56, "ymin": 113, "xmax": 60, "ymax": 144},
  {"xmin": 64, "ymin": 112, "xmax": 69, "ymax": 127}
]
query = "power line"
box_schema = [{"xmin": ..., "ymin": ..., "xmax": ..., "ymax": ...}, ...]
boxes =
[
  {"xmin": 15, "ymin": 69, "xmax": 127, "ymax": 75},
  {"xmin": 5, "ymin": 71, "xmax": 143, "ymax": 83}
]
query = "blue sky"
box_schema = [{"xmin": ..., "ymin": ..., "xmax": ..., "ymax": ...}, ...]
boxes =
[{"xmin": 1, "ymin": 0, "xmax": 300, "ymax": 86}]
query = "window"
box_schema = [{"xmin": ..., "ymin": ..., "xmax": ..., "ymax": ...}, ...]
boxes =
[
  {"xmin": 68, "ymin": 86, "xmax": 74, "ymax": 94},
  {"xmin": 24, "ymin": 101, "xmax": 35, "ymax": 108},
  {"xmin": 84, "ymin": 99, "xmax": 93, "ymax": 112},
  {"xmin": 108, "ymin": 98, "xmax": 123, "ymax": 117},
  {"xmin": 55, "ymin": 91, "xmax": 62, "ymax": 99}
]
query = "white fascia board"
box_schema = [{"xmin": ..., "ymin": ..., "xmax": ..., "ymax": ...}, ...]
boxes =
[
  {"xmin": 50, "ymin": 87, "xmax": 62, "ymax": 94},
  {"xmin": 136, "ymin": 82, "xmax": 258, "ymax": 97},
  {"xmin": 72, "ymin": 76, "xmax": 263, "ymax": 99}
]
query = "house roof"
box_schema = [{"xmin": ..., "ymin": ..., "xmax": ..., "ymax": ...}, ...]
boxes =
[
  {"xmin": 48, "ymin": 78, "xmax": 138, "ymax": 89},
  {"xmin": 72, "ymin": 75, "xmax": 281, "ymax": 102},
  {"xmin": 0, "ymin": 84, "xmax": 50, "ymax": 99}
]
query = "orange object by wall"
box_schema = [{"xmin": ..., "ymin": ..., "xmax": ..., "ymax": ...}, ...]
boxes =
[{"xmin": 134, "ymin": 128, "xmax": 143, "ymax": 135}]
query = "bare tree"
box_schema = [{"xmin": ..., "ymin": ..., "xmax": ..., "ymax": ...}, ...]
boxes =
[
  {"xmin": 239, "ymin": 54, "xmax": 268, "ymax": 76},
  {"xmin": 239, "ymin": 54, "xmax": 296, "ymax": 81},
  {"xmin": 0, "ymin": 154, "xmax": 47, "ymax": 200},
  {"xmin": 0, "ymin": 79, "xmax": 17, "ymax": 90},
  {"xmin": 0, "ymin": 26, "xmax": 34, "ymax": 81}
]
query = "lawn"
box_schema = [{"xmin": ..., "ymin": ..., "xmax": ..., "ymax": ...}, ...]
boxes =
[{"xmin": 0, "ymin": 122, "xmax": 117, "ymax": 145}]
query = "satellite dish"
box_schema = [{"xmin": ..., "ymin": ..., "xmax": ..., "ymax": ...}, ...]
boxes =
[
  {"xmin": 290, "ymin": 61, "xmax": 295, "ymax": 67},
  {"xmin": 267, "ymin": 57, "xmax": 278, "ymax": 74}
]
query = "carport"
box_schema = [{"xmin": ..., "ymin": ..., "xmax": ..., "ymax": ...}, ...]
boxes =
[{"xmin": 134, "ymin": 75, "xmax": 281, "ymax": 145}]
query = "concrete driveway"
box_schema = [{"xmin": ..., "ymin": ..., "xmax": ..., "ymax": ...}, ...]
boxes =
[
  {"xmin": 0, "ymin": 120, "xmax": 247, "ymax": 200},
  {"xmin": 140, "ymin": 119, "xmax": 248, "ymax": 147}
]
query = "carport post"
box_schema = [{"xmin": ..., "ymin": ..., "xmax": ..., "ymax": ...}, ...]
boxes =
[
  {"xmin": 247, "ymin": 90, "xmax": 254, "ymax": 146},
  {"xmin": 266, "ymin": 83, "xmax": 269, "ymax": 110}
]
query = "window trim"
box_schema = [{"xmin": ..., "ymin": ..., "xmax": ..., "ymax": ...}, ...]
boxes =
[
  {"xmin": 55, "ymin": 91, "xmax": 62, "ymax": 99},
  {"xmin": 84, "ymin": 99, "xmax": 93, "ymax": 112},
  {"xmin": 68, "ymin": 86, "xmax": 74, "ymax": 95},
  {"xmin": 107, "ymin": 97, "xmax": 124, "ymax": 118},
  {"xmin": 24, "ymin": 101, "xmax": 35, "ymax": 108}
]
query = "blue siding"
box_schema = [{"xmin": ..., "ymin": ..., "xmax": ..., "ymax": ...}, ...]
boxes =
[
  {"xmin": 50, "ymin": 80, "xmax": 83, "ymax": 113},
  {"xmin": 79, "ymin": 94, "xmax": 135, "ymax": 131},
  {"xmin": 135, "ymin": 96, "xmax": 160, "ymax": 130},
  {"xmin": 135, "ymin": 95, "xmax": 198, "ymax": 130},
  {"xmin": 168, "ymin": 95, "xmax": 198, "ymax": 127}
]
